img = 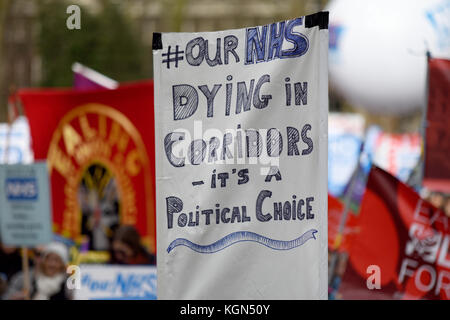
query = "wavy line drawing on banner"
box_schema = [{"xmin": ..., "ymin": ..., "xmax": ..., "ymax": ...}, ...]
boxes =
[{"xmin": 167, "ymin": 229, "xmax": 318, "ymax": 254}]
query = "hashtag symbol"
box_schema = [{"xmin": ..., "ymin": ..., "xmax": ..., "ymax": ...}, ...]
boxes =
[{"xmin": 162, "ymin": 45, "xmax": 184, "ymax": 69}]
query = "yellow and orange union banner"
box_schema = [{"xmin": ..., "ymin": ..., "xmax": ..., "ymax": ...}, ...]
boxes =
[{"xmin": 19, "ymin": 81, "xmax": 156, "ymax": 253}]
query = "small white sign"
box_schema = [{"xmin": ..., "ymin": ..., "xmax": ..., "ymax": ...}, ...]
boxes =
[{"xmin": 74, "ymin": 265, "xmax": 157, "ymax": 300}]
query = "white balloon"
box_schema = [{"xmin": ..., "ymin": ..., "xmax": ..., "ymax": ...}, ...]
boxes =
[{"xmin": 326, "ymin": 0, "xmax": 450, "ymax": 115}]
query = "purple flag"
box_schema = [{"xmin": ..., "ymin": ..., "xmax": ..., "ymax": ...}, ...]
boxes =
[{"xmin": 72, "ymin": 62, "xmax": 118, "ymax": 90}]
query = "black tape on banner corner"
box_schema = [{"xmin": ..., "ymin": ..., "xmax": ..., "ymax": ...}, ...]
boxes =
[
  {"xmin": 153, "ymin": 32, "xmax": 162, "ymax": 50},
  {"xmin": 305, "ymin": 11, "xmax": 329, "ymax": 30}
]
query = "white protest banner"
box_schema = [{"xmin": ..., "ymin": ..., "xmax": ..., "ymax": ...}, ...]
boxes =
[
  {"xmin": 74, "ymin": 265, "xmax": 157, "ymax": 300},
  {"xmin": 0, "ymin": 162, "xmax": 52, "ymax": 247},
  {"xmin": 153, "ymin": 12, "xmax": 329, "ymax": 299}
]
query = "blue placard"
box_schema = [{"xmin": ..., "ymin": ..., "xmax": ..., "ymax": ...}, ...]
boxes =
[
  {"xmin": 0, "ymin": 162, "xmax": 52, "ymax": 247},
  {"xmin": 5, "ymin": 177, "xmax": 38, "ymax": 201},
  {"xmin": 328, "ymin": 133, "xmax": 362, "ymax": 197}
]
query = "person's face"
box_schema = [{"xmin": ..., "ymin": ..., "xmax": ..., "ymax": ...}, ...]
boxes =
[
  {"xmin": 430, "ymin": 193, "xmax": 444, "ymax": 209},
  {"xmin": 444, "ymin": 200, "xmax": 450, "ymax": 218},
  {"xmin": 42, "ymin": 253, "xmax": 64, "ymax": 277},
  {"xmin": 0, "ymin": 245, "xmax": 17, "ymax": 255},
  {"xmin": 33, "ymin": 246, "xmax": 44, "ymax": 265},
  {"xmin": 112, "ymin": 240, "xmax": 134, "ymax": 264}
]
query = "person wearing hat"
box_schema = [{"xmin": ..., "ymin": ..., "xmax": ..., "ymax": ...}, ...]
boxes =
[
  {"xmin": 2, "ymin": 242, "xmax": 73, "ymax": 300},
  {"xmin": 109, "ymin": 225, "xmax": 156, "ymax": 265}
]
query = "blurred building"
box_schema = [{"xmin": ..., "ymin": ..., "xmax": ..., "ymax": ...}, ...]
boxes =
[
  {"xmin": 0, "ymin": 0, "xmax": 423, "ymax": 133},
  {"xmin": 0, "ymin": 0, "xmax": 38, "ymax": 122},
  {"xmin": 0, "ymin": 0, "xmax": 327, "ymax": 122}
]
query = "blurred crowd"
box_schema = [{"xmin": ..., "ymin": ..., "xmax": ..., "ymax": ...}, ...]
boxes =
[
  {"xmin": 3, "ymin": 192, "xmax": 447, "ymax": 300},
  {"xmin": 0, "ymin": 225, "xmax": 155, "ymax": 300},
  {"xmin": 427, "ymin": 191, "xmax": 450, "ymax": 217}
]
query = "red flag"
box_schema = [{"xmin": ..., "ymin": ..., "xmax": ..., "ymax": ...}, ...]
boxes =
[
  {"xmin": 340, "ymin": 166, "xmax": 449, "ymax": 300},
  {"xmin": 423, "ymin": 58, "xmax": 450, "ymax": 192},
  {"xmin": 19, "ymin": 81, "xmax": 156, "ymax": 253}
]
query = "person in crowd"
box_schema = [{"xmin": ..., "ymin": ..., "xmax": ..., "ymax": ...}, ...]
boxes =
[
  {"xmin": 429, "ymin": 191, "xmax": 445, "ymax": 210},
  {"xmin": 2, "ymin": 242, "xmax": 72, "ymax": 300},
  {"xmin": 31, "ymin": 246, "xmax": 45, "ymax": 268},
  {"xmin": 109, "ymin": 225, "xmax": 156, "ymax": 265},
  {"xmin": 444, "ymin": 196, "xmax": 450, "ymax": 218}
]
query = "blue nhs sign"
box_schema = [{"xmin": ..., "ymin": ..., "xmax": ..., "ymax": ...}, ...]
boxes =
[{"xmin": 6, "ymin": 177, "xmax": 38, "ymax": 201}]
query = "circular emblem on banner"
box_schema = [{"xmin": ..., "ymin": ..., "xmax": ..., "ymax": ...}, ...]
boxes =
[{"xmin": 47, "ymin": 104, "xmax": 154, "ymax": 252}]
